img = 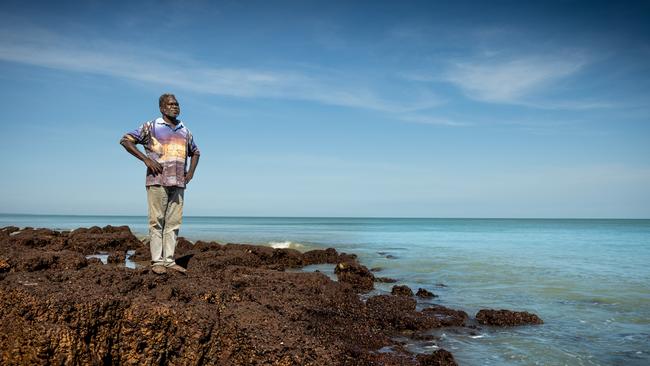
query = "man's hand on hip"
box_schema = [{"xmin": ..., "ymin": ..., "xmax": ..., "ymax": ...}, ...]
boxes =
[
  {"xmin": 184, "ymin": 171, "xmax": 194, "ymax": 184},
  {"xmin": 144, "ymin": 158, "xmax": 163, "ymax": 175}
]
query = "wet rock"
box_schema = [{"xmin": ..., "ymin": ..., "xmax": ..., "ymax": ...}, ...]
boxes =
[
  {"xmin": 366, "ymin": 295, "xmax": 440, "ymax": 331},
  {"xmin": 391, "ymin": 285, "xmax": 414, "ymax": 297},
  {"xmin": 335, "ymin": 261, "xmax": 375, "ymax": 292},
  {"xmin": 422, "ymin": 305, "xmax": 468, "ymax": 327},
  {"xmin": 376, "ymin": 277, "xmax": 398, "ymax": 283},
  {"xmin": 302, "ymin": 248, "xmax": 340, "ymax": 265},
  {"xmin": 0, "ymin": 226, "xmax": 464, "ymax": 365},
  {"xmin": 370, "ymin": 267, "xmax": 382, "ymax": 272},
  {"xmin": 0, "ymin": 257, "xmax": 10, "ymax": 272},
  {"xmin": 416, "ymin": 288, "xmax": 437, "ymax": 298},
  {"xmin": 68, "ymin": 225, "xmax": 143, "ymax": 254},
  {"xmin": 416, "ymin": 349, "xmax": 458, "ymax": 366},
  {"xmin": 107, "ymin": 252, "xmax": 126, "ymax": 264},
  {"xmin": 0, "ymin": 226, "xmax": 20, "ymax": 237},
  {"xmin": 475, "ymin": 309, "xmax": 543, "ymax": 326}
]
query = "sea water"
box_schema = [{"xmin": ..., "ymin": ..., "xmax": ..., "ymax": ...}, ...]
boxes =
[{"xmin": 1, "ymin": 214, "xmax": 649, "ymax": 365}]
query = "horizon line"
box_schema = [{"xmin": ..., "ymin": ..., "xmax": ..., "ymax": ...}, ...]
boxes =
[{"xmin": 1, "ymin": 213, "xmax": 648, "ymax": 221}]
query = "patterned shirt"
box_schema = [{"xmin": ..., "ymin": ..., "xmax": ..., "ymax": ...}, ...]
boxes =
[{"xmin": 126, "ymin": 118, "xmax": 200, "ymax": 188}]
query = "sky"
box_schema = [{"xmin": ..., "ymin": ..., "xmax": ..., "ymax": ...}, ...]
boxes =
[{"xmin": 1, "ymin": 0, "xmax": 649, "ymax": 218}]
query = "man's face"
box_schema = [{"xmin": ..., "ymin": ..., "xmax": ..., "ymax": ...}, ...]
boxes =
[{"xmin": 160, "ymin": 97, "xmax": 180, "ymax": 119}]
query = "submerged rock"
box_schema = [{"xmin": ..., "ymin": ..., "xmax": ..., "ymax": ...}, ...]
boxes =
[
  {"xmin": 375, "ymin": 276, "xmax": 398, "ymax": 283},
  {"xmin": 422, "ymin": 305, "xmax": 468, "ymax": 327},
  {"xmin": 475, "ymin": 309, "xmax": 543, "ymax": 326}
]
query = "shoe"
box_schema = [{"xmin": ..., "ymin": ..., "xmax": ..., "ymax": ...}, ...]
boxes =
[
  {"xmin": 168, "ymin": 264, "xmax": 187, "ymax": 274},
  {"xmin": 151, "ymin": 265, "xmax": 167, "ymax": 274}
]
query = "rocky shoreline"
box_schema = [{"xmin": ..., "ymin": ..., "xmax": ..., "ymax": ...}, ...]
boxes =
[{"xmin": 0, "ymin": 225, "xmax": 543, "ymax": 365}]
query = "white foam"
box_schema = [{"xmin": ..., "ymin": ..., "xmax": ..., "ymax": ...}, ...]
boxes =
[{"xmin": 269, "ymin": 241, "xmax": 304, "ymax": 249}]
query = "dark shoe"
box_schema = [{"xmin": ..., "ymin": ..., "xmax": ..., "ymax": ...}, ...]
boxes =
[
  {"xmin": 151, "ymin": 265, "xmax": 167, "ymax": 274},
  {"xmin": 168, "ymin": 264, "xmax": 187, "ymax": 274}
]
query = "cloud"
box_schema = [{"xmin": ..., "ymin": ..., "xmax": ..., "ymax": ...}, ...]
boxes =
[
  {"xmin": 0, "ymin": 25, "xmax": 442, "ymax": 114},
  {"xmin": 442, "ymin": 56, "xmax": 585, "ymax": 104}
]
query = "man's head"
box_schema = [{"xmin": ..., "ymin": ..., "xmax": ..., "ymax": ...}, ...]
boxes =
[{"xmin": 159, "ymin": 93, "xmax": 180, "ymax": 121}]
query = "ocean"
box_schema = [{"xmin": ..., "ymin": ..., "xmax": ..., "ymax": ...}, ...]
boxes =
[{"xmin": 1, "ymin": 214, "xmax": 648, "ymax": 365}]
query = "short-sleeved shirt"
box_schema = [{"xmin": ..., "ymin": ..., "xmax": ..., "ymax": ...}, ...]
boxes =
[{"xmin": 126, "ymin": 117, "xmax": 200, "ymax": 188}]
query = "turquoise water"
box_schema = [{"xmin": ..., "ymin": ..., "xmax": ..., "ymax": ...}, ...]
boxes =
[{"xmin": 2, "ymin": 214, "xmax": 649, "ymax": 365}]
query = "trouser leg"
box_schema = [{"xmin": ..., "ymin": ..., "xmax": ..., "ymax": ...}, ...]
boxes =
[
  {"xmin": 147, "ymin": 185, "xmax": 167, "ymax": 266},
  {"xmin": 162, "ymin": 187, "xmax": 184, "ymax": 266}
]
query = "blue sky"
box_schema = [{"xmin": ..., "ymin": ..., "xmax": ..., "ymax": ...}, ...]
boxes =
[{"xmin": 1, "ymin": 0, "xmax": 649, "ymax": 218}]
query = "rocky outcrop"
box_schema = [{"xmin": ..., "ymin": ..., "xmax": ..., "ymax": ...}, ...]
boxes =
[
  {"xmin": 475, "ymin": 309, "xmax": 544, "ymax": 326},
  {"xmin": 0, "ymin": 226, "xmax": 541, "ymax": 365}
]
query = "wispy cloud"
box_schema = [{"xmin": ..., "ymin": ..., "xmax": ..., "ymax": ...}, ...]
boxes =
[
  {"xmin": 0, "ymin": 25, "xmax": 443, "ymax": 114},
  {"xmin": 442, "ymin": 56, "xmax": 585, "ymax": 104}
]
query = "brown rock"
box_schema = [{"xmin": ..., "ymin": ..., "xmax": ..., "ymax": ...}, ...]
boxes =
[
  {"xmin": 1, "ymin": 225, "xmax": 455, "ymax": 365},
  {"xmin": 366, "ymin": 295, "xmax": 441, "ymax": 331},
  {"xmin": 416, "ymin": 288, "xmax": 437, "ymax": 298},
  {"xmin": 416, "ymin": 349, "xmax": 458, "ymax": 366},
  {"xmin": 375, "ymin": 277, "xmax": 398, "ymax": 283},
  {"xmin": 475, "ymin": 309, "xmax": 543, "ymax": 326},
  {"xmin": 422, "ymin": 305, "xmax": 468, "ymax": 327},
  {"xmin": 107, "ymin": 252, "xmax": 126, "ymax": 264},
  {"xmin": 391, "ymin": 285, "xmax": 414, "ymax": 297},
  {"xmin": 335, "ymin": 261, "xmax": 375, "ymax": 292}
]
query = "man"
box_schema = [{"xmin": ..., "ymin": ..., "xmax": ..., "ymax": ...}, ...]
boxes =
[{"xmin": 120, "ymin": 94, "xmax": 200, "ymax": 274}]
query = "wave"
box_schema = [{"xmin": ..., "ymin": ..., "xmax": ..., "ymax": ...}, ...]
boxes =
[{"xmin": 269, "ymin": 241, "xmax": 305, "ymax": 250}]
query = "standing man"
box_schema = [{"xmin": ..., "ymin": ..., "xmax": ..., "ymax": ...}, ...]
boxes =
[{"xmin": 120, "ymin": 94, "xmax": 200, "ymax": 274}]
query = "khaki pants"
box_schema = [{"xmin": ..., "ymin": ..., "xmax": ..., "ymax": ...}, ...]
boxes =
[{"xmin": 147, "ymin": 185, "xmax": 184, "ymax": 267}]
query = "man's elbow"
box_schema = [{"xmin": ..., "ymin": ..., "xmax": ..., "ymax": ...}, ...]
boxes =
[{"xmin": 120, "ymin": 135, "xmax": 135, "ymax": 146}]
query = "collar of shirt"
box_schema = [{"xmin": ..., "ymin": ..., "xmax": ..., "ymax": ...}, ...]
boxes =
[{"xmin": 155, "ymin": 117, "xmax": 185, "ymax": 131}]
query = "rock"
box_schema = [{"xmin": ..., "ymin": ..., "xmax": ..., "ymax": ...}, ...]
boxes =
[
  {"xmin": 302, "ymin": 248, "xmax": 340, "ymax": 265},
  {"xmin": 107, "ymin": 252, "xmax": 126, "ymax": 264},
  {"xmin": 366, "ymin": 295, "xmax": 441, "ymax": 331},
  {"xmin": 334, "ymin": 261, "xmax": 375, "ymax": 292},
  {"xmin": 375, "ymin": 277, "xmax": 398, "ymax": 283},
  {"xmin": 0, "ymin": 257, "xmax": 10, "ymax": 272},
  {"xmin": 416, "ymin": 288, "xmax": 437, "ymax": 298},
  {"xmin": 422, "ymin": 305, "xmax": 468, "ymax": 327},
  {"xmin": 416, "ymin": 349, "xmax": 458, "ymax": 366},
  {"xmin": 67, "ymin": 225, "xmax": 143, "ymax": 254},
  {"xmin": 2, "ymin": 225, "xmax": 461, "ymax": 365},
  {"xmin": 391, "ymin": 285, "xmax": 414, "ymax": 297},
  {"xmin": 475, "ymin": 309, "xmax": 543, "ymax": 326}
]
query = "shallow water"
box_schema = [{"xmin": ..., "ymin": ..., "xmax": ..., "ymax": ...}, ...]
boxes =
[{"xmin": 2, "ymin": 214, "xmax": 649, "ymax": 365}]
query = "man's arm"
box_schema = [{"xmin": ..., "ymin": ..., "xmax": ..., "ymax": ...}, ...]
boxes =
[
  {"xmin": 185, "ymin": 154, "xmax": 200, "ymax": 184},
  {"xmin": 120, "ymin": 135, "xmax": 163, "ymax": 174}
]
